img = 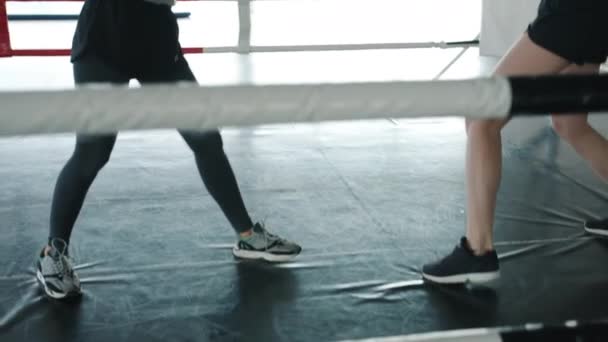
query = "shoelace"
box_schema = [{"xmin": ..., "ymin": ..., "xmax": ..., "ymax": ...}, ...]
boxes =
[
  {"xmin": 49, "ymin": 238, "xmax": 70, "ymax": 277},
  {"xmin": 256, "ymin": 223, "xmax": 287, "ymax": 251},
  {"xmin": 255, "ymin": 222, "xmax": 271, "ymax": 252}
]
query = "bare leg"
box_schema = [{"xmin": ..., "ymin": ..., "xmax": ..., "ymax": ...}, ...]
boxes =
[
  {"xmin": 551, "ymin": 64, "xmax": 608, "ymax": 182},
  {"xmin": 465, "ymin": 33, "xmax": 570, "ymax": 254}
]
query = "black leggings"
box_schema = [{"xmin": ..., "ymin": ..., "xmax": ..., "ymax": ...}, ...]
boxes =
[{"xmin": 49, "ymin": 56, "xmax": 254, "ymax": 244}]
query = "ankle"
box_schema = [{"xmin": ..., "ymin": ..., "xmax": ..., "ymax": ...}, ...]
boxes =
[
  {"xmin": 472, "ymin": 247, "xmax": 493, "ymax": 256},
  {"xmin": 45, "ymin": 238, "xmax": 70, "ymax": 256},
  {"xmin": 464, "ymin": 236, "xmax": 493, "ymax": 256},
  {"xmin": 239, "ymin": 229, "xmax": 253, "ymax": 238}
]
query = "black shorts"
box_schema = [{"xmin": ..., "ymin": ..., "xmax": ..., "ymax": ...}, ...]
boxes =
[
  {"xmin": 527, "ymin": 0, "xmax": 608, "ymax": 65},
  {"xmin": 71, "ymin": 0, "xmax": 181, "ymax": 74}
]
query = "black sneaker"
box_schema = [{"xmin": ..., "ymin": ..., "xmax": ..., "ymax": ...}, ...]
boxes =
[
  {"xmin": 422, "ymin": 237, "xmax": 499, "ymax": 284},
  {"xmin": 584, "ymin": 218, "xmax": 608, "ymax": 237}
]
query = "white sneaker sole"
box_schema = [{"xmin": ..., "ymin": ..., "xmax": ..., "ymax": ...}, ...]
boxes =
[
  {"xmin": 232, "ymin": 247, "xmax": 299, "ymax": 263},
  {"xmin": 584, "ymin": 226, "xmax": 608, "ymax": 237},
  {"xmin": 36, "ymin": 269, "xmax": 81, "ymax": 300},
  {"xmin": 422, "ymin": 271, "xmax": 500, "ymax": 284}
]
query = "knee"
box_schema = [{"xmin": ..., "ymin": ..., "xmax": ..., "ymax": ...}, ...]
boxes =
[
  {"xmin": 465, "ymin": 119, "xmax": 504, "ymax": 138},
  {"xmin": 71, "ymin": 145, "xmax": 112, "ymax": 180},
  {"xmin": 183, "ymin": 130, "xmax": 224, "ymax": 155},
  {"xmin": 551, "ymin": 116, "xmax": 588, "ymax": 142}
]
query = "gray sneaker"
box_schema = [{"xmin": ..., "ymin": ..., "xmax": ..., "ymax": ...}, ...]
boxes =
[
  {"xmin": 233, "ymin": 223, "xmax": 302, "ymax": 262},
  {"xmin": 36, "ymin": 238, "xmax": 81, "ymax": 299}
]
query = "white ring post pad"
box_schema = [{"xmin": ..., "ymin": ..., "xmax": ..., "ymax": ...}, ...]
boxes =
[{"xmin": 0, "ymin": 77, "xmax": 512, "ymax": 136}]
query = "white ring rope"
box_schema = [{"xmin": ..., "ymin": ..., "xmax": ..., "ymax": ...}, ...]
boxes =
[
  {"xmin": 0, "ymin": 77, "xmax": 512, "ymax": 136},
  {"xmin": 339, "ymin": 328, "xmax": 502, "ymax": 342}
]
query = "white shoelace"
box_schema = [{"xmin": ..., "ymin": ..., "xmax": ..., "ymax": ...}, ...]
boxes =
[{"xmin": 49, "ymin": 238, "xmax": 70, "ymax": 276}]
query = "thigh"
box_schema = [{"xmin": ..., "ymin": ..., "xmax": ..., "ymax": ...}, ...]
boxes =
[
  {"xmin": 466, "ymin": 33, "xmax": 572, "ymax": 130},
  {"xmin": 557, "ymin": 62, "xmax": 601, "ymax": 77},
  {"xmin": 493, "ymin": 33, "xmax": 570, "ymax": 77},
  {"xmin": 137, "ymin": 55, "xmax": 204, "ymax": 138},
  {"xmin": 72, "ymin": 57, "xmax": 126, "ymax": 146}
]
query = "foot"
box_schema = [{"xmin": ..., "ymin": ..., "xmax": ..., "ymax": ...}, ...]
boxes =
[
  {"xmin": 36, "ymin": 238, "xmax": 81, "ymax": 299},
  {"xmin": 232, "ymin": 223, "xmax": 302, "ymax": 262},
  {"xmin": 584, "ymin": 218, "xmax": 608, "ymax": 237},
  {"xmin": 422, "ymin": 237, "xmax": 499, "ymax": 284}
]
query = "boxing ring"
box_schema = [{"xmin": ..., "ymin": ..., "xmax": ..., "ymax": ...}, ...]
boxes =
[{"xmin": 1, "ymin": 1, "xmax": 608, "ymax": 341}]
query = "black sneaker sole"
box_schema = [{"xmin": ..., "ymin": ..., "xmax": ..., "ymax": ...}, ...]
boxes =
[{"xmin": 422, "ymin": 270, "xmax": 500, "ymax": 284}]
